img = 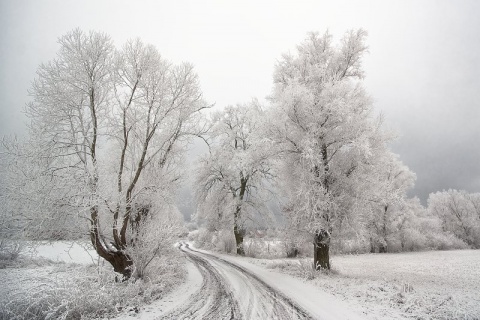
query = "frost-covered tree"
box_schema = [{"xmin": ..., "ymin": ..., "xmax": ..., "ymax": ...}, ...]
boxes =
[
  {"xmin": 428, "ymin": 189, "xmax": 480, "ymax": 248},
  {"xmin": 268, "ymin": 30, "xmax": 392, "ymax": 269},
  {"xmin": 366, "ymin": 152, "xmax": 415, "ymax": 253},
  {"xmin": 395, "ymin": 197, "xmax": 469, "ymax": 251},
  {"xmin": 1, "ymin": 139, "xmax": 85, "ymax": 241},
  {"xmin": 5, "ymin": 29, "xmax": 207, "ymax": 279},
  {"xmin": 126, "ymin": 200, "xmax": 185, "ymax": 279},
  {"xmin": 195, "ymin": 102, "xmax": 273, "ymax": 255}
]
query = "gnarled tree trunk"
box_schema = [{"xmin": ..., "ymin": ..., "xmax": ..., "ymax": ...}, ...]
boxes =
[{"xmin": 89, "ymin": 206, "xmax": 133, "ymax": 279}]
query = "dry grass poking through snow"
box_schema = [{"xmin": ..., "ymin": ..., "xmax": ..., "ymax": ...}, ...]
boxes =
[
  {"xmin": 262, "ymin": 250, "xmax": 480, "ymax": 320},
  {"xmin": 0, "ymin": 244, "xmax": 186, "ymax": 320}
]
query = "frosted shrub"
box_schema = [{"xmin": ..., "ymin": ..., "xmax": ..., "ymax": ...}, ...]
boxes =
[
  {"xmin": 244, "ymin": 238, "xmax": 263, "ymax": 258},
  {"xmin": 297, "ymin": 259, "xmax": 317, "ymax": 280},
  {"xmin": 426, "ymin": 232, "xmax": 468, "ymax": 250},
  {"xmin": 1, "ymin": 252, "xmax": 186, "ymax": 319},
  {"xmin": 194, "ymin": 228, "xmax": 215, "ymax": 250},
  {"xmin": 331, "ymin": 238, "xmax": 369, "ymax": 255},
  {"xmin": 194, "ymin": 228, "xmax": 240, "ymax": 254},
  {"xmin": 284, "ymin": 240, "xmax": 299, "ymax": 258},
  {"xmin": 187, "ymin": 229, "xmax": 199, "ymax": 242},
  {"xmin": 125, "ymin": 203, "xmax": 184, "ymax": 280},
  {"xmin": 428, "ymin": 190, "xmax": 480, "ymax": 249},
  {"xmin": 0, "ymin": 239, "xmax": 23, "ymax": 263},
  {"xmin": 263, "ymin": 240, "xmax": 286, "ymax": 258},
  {"xmin": 215, "ymin": 230, "xmax": 236, "ymax": 254},
  {"xmin": 402, "ymin": 228, "xmax": 428, "ymax": 251}
]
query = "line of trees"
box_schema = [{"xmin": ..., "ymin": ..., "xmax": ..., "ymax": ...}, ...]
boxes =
[
  {"xmin": 2, "ymin": 28, "xmax": 477, "ymax": 278},
  {"xmin": 428, "ymin": 189, "xmax": 480, "ymax": 248},
  {"xmin": 191, "ymin": 30, "xmax": 479, "ymax": 270},
  {"xmin": 194, "ymin": 30, "xmax": 418, "ymax": 270}
]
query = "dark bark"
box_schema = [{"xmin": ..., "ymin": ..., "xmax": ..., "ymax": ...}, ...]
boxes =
[
  {"xmin": 313, "ymin": 229, "xmax": 331, "ymax": 270},
  {"xmin": 234, "ymin": 223, "xmax": 245, "ymax": 255},
  {"xmin": 378, "ymin": 243, "xmax": 387, "ymax": 253},
  {"xmin": 89, "ymin": 206, "xmax": 133, "ymax": 279},
  {"xmin": 87, "ymin": 87, "xmax": 134, "ymax": 279},
  {"xmin": 370, "ymin": 237, "xmax": 376, "ymax": 253},
  {"xmin": 286, "ymin": 245, "xmax": 299, "ymax": 258},
  {"xmin": 311, "ymin": 144, "xmax": 332, "ymax": 270},
  {"xmin": 233, "ymin": 175, "xmax": 248, "ymax": 255},
  {"xmin": 379, "ymin": 205, "xmax": 388, "ymax": 253}
]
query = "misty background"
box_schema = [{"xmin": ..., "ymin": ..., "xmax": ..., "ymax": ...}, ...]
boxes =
[{"xmin": 1, "ymin": 0, "xmax": 479, "ymax": 220}]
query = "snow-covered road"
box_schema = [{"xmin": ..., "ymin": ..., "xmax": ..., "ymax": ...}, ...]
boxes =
[
  {"xmin": 158, "ymin": 242, "xmax": 313, "ymax": 319},
  {"xmin": 140, "ymin": 242, "xmax": 363, "ymax": 320}
]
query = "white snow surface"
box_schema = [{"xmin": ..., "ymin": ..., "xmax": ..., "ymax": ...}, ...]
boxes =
[
  {"xmin": 251, "ymin": 249, "xmax": 480, "ymax": 320},
  {"xmin": 1, "ymin": 241, "xmax": 186, "ymax": 319},
  {"xmin": 6, "ymin": 241, "xmax": 477, "ymax": 319},
  {"xmin": 115, "ymin": 256, "xmax": 203, "ymax": 320},
  {"xmin": 201, "ymin": 247, "xmax": 365, "ymax": 320},
  {"xmin": 27, "ymin": 241, "xmax": 98, "ymax": 264},
  {"xmin": 115, "ymin": 242, "xmax": 365, "ymax": 320}
]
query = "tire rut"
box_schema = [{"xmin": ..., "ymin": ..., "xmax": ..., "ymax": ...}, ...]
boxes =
[
  {"xmin": 160, "ymin": 243, "xmax": 315, "ymax": 319},
  {"xmin": 187, "ymin": 244, "xmax": 314, "ymax": 320},
  {"xmin": 156, "ymin": 244, "xmax": 242, "ymax": 319}
]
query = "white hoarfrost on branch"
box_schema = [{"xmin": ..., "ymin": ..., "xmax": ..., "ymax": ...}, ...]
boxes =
[
  {"xmin": 3, "ymin": 29, "xmax": 208, "ymax": 280},
  {"xmin": 365, "ymin": 152, "xmax": 416, "ymax": 253},
  {"xmin": 428, "ymin": 189, "xmax": 480, "ymax": 248},
  {"xmin": 267, "ymin": 30, "xmax": 399, "ymax": 269},
  {"xmin": 194, "ymin": 101, "xmax": 274, "ymax": 255}
]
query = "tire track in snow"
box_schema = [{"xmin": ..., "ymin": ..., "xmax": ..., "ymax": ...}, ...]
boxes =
[
  {"xmin": 157, "ymin": 243, "xmax": 241, "ymax": 320},
  {"xmin": 159, "ymin": 243, "xmax": 314, "ymax": 320}
]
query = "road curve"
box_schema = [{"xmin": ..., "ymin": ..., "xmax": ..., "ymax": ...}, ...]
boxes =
[{"xmin": 157, "ymin": 243, "xmax": 315, "ymax": 320}]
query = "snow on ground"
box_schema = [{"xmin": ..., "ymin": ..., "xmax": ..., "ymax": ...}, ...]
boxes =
[
  {"xmin": 0, "ymin": 241, "xmax": 186, "ymax": 319},
  {"xmin": 115, "ymin": 242, "xmax": 366, "ymax": 319},
  {"xmin": 249, "ymin": 250, "xmax": 480, "ymax": 320},
  {"xmin": 27, "ymin": 241, "xmax": 98, "ymax": 264},
  {"xmin": 200, "ymin": 246, "xmax": 367, "ymax": 319},
  {"xmin": 0, "ymin": 241, "xmax": 97, "ymax": 312},
  {"xmin": 115, "ymin": 254, "xmax": 203, "ymax": 320},
  {"xmin": 4, "ymin": 240, "xmax": 478, "ymax": 319}
]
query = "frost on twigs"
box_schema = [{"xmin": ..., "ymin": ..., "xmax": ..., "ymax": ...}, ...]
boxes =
[
  {"xmin": 270, "ymin": 29, "xmax": 398, "ymax": 270},
  {"xmin": 0, "ymin": 249, "xmax": 186, "ymax": 319},
  {"xmin": 194, "ymin": 101, "xmax": 275, "ymax": 256},
  {"xmin": 2, "ymin": 28, "xmax": 208, "ymax": 279}
]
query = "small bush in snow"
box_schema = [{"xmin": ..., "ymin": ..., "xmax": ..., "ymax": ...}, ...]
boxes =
[
  {"xmin": 0, "ymin": 239, "xmax": 23, "ymax": 264},
  {"xmin": 244, "ymin": 239, "xmax": 264, "ymax": 258},
  {"xmin": 215, "ymin": 230, "xmax": 236, "ymax": 254}
]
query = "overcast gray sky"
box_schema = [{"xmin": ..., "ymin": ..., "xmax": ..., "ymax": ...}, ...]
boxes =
[{"xmin": 1, "ymin": 0, "xmax": 479, "ymax": 205}]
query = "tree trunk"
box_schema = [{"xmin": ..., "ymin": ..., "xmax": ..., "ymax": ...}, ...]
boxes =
[
  {"xmin": 234, "ymin": 223, "xmax": 245, "ymax": 255},
  {"xmin": 379, "ymin": 205, "xmax": 388, "ymax": 253},
  {"xmin": 369, "ymin": 237, "xmax": 376, "ymax": 253},
  {"xmin": 233, "ymin": 176, "xmax": 248, "ymax": 256},
  {"xmin": 90, "ymin": 206, "xmax": 133, "ymax": 280},
  {"xmin": 313, "ymin": 229, "xmax": 331, "ymax": 270},
  {"xmin": 378, "ymin": 242, "xmax": 387, "ymax": 253},
  {"xmin": 286, "ymin": 241, "xmax": 299, "ymax": 258}
]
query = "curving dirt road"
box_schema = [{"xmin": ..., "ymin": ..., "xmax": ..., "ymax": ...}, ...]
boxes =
[{"xmin": 158, "ymin": 243, "xmax": 315, "ymax": 320}]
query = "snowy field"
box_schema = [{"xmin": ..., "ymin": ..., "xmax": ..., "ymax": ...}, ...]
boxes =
[
  {"xmin": 2, "ymin": 241, "xmax": 479, "ymax": 319},
  {"xmin": 251, "ymin": 250, "xmax": 480, "ymax": 319},
  {"xmin": 0, "ymin": 241, "xmax": 186, "ymax": 319}
]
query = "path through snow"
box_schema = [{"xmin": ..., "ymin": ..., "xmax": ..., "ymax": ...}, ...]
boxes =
[{"xmin": 118, "ymin": 243, "xmax": 364, "ymax": 320}]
